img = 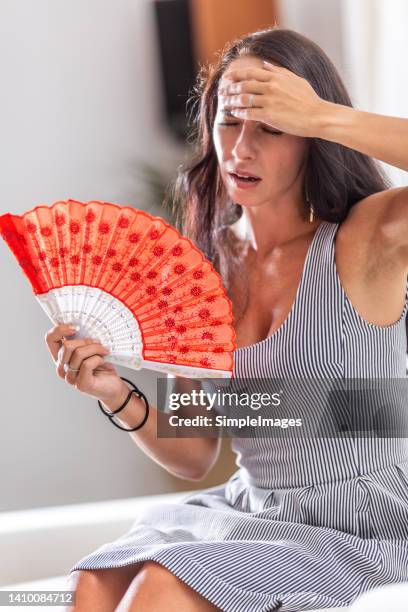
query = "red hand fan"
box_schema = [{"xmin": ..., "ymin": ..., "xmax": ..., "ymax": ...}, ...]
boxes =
[{"xmin": 0, "ymin": 199, "xmax": 237, "ymax": 378}]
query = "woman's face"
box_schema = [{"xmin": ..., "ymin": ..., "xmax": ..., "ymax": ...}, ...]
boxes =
[{"xmin": 213, "ymin": 55, "xmax": 309, "ymax": 208}]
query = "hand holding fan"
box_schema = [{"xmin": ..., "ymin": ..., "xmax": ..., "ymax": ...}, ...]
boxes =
[{"xmin": 0, "ymin": 199, "xmax": 237, "ymax": 378}]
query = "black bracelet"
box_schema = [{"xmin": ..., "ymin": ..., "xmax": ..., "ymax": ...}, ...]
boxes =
[{"xmin": 97, "ymin": 377, "xmax": 150, "ymax": 432}]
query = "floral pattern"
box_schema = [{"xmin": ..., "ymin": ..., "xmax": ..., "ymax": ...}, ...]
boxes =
[{"xmin": 0, "ymin": 199, "xmax": 236, "ymax": 373}]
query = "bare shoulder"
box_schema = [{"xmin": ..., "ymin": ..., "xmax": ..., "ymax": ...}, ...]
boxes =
[
  {"xmin": 333, "ymin": 189, "xmax": 408, "ymax": 328},
  {"xmin": 340, "ymin": 188, "xmax": 400, "ymax": 234},
  {"xmin": 338, "ymin": 187, "xmax": 408, "ymax": 271}
]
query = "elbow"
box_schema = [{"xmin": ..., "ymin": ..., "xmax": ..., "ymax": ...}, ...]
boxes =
[
  {"xmin": 163, "ymin": 461, "xmax": 212, "ymax": 482},
  {"xmin": 187, "ymin": 466, "xmax": 213, "ymax": 482},
  {"xmin": 169, "ymin": 438, "xmax": 221, "ymax": 482},
  {"xmin": 166, "ymin": 471, "xmax": 204, "ymax": 483},
  {"xmin": 176, "ymin": 452, "xmax": 219, "ymax": 483},
  {"xmin": 175, "ymin": 463, "xmax": 214, "ymax": 482},
  {"xmin": 186, "ymin": 446, "xmax": 220, "ymax": 482}
]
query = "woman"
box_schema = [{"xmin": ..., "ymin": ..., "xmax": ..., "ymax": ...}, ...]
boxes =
[{"xmin": 50, "ymin": 28, "xmax": 408, "ymax": 611}]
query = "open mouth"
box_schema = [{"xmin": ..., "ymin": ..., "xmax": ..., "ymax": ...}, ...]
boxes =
[{"xmin": 229, "ymin": 172, "xmax": 262, "ymax": 186}]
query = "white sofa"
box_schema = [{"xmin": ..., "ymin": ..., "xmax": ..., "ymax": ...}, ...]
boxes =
[{"xmin": 1, "ymin": 491, "xmax": 407, "ymax": 611}]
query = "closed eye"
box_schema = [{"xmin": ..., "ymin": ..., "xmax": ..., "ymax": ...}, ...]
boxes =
[{"xmin": 217, "ymin": 122, "xmax": 283, "ymax": 135}]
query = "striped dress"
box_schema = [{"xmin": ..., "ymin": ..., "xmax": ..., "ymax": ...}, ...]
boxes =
[{"xmin": 69, "ymin": 221, "xmax": 408, "ymax": 612}]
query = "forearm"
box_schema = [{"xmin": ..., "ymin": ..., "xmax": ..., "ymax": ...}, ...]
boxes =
[
  {"xmin": 102, "ymin": 387, "xmax": 219, "ymax": 481},
  {"xmin": 315, "ymin": 101, "xmax": 408, "ymax": 172}
]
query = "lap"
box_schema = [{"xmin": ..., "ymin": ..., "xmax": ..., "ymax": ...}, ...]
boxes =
[
  {"xmin": 65, "ymin": 563, "xmax": 146, "ymax": 612},
  {"xmin": 122, "ymin": 561, "xmax": 222, "ymax": 611},
  {"xmin": 68, "ymin": 561, "xmax": 221, "ymax": 611},
  {"xmin": 69, "ymin": 562, "xmax": 145, "ymax": 587}
]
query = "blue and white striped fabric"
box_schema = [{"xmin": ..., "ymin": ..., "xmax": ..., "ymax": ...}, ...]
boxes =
[{"xmin": 69, "ymin": 221, "xmax": 408, "ymax": 611}]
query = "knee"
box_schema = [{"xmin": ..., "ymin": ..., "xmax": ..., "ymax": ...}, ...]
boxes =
[
  {"xmin": 123, "ymin": 562, "xmax": 219, "ymax": 612},
  {"xmin": 125, "ymin": 561, "xmax": 181, "ymax": 601},
  {"xmin": 68, "ymin": 566, "xmax": 138, "ymax": 590},
  {"xmin": 67, "ymin": 569, "xmax": 102, "ymax": 590},
  {"xmin": 132, "ymin": 561, "xmax": 179, "ymax": 589},
  {"xmin": 119, "ymin": 562, "xmax": 182, "ymax": 611},
  {"xmin": 66, "ymin": 569, "xmax": 100, "ymax": 603},
  {"xmin": 65, "ymin": 567, "xmax": 140, "ymax": 612}
]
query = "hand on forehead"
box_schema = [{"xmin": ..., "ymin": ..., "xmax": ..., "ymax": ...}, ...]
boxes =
[{"xmin": 214, "ymin": 58, "xmax": 323, "ymax": 138}]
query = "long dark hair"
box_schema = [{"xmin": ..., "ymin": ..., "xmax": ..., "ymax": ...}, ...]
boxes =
[{"xmin": 164, "ymin": 27, "xmax": 407, "ymax": 352}]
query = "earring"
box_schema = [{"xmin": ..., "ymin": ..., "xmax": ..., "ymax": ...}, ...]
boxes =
[{"xmin": 305, "ymin": 186, "xmax": 314, "ymax": 223}]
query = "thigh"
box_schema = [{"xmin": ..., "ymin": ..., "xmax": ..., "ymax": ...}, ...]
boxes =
[
  {"xmin": 118, "ymin": 561, "xmax": 222, "ymax": 612},
  {"xmin": 65, "ymin": 562, "xmax": 145, "ymax": 611}
]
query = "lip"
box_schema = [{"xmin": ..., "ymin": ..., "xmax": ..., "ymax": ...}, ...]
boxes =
[
  {"xmin": 229, "ymin": 169, "xmax": 261, "ymax": 179},
  {"xmin": 228, "ymin": 172, "xmax": 262, "ymax": 190}
]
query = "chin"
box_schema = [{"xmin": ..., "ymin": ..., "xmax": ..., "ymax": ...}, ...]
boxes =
[{"xmin": 229, "ymin": 193, "xmax": 262, "ymax": 207}]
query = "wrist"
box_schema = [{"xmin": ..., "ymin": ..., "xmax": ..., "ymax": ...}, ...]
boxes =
[
  {"xmin": 99, "ymin": 379, "xmax": 149, "ymax": 430},
  {"xmin": 97, "ymin": 377, "xmax": 150, "ymax": 432},
  {"xmin": 112, "ymin": 393, "xmax": 147, "ymax": 429},
  {"xmin": 102, "ymin": 382, "xmax": 130, "ymax": 412},
  {"xmin": 312, "ymin": 100, "xmax": 357, "ymax": 142}
]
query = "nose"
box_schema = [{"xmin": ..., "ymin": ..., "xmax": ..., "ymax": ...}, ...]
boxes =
[{"xmin": 231, "ymin": 123, "xmax": 256, "ymax": 160}]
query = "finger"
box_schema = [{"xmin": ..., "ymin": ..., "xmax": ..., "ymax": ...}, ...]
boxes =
[
  {"xmin": 64, "ymin": 351, "xmax": 107, "ymax": 387},
  {"xmin": 262, "ymin": 61, "xmax": 280, "ymax": 72},
  {"xmin": 56, "ymin": 338, "xmax": 95, "ymax": 379},
  {"xmin": 45, "ymin": 324, "xmax": 78, "ymax": 361},
  {"xmin": 74, "ymin": 355, "xmax": 106, "ymax": 392},
  {"xmin": 218, "ymin": 79, "xmax": 267, "ymax": 96},
  {"xmin": 220, "ymin": 66, "xmax": 274, "ymax": 86},
  {"xmin": 229, "ymin": 108, "xmax": 264, "ymax": 121},
  {"xmin": 69, "ymin": 343, "xmax": 110, "ymax": 371},
  {"xmin": 219, "ymin": 93, "xmax": 263, "ymax": 110}
]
